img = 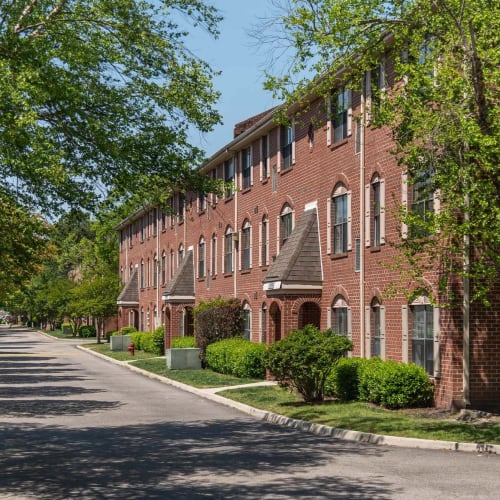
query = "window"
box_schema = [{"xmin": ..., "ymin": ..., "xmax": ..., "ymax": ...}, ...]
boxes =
[
  {"xmin": 128, "ymin": 224, "xmax": 133, "ymax": 247},
  {"xmin": 260, "ymin": 216, "xmax": 269, "ymax": 266},
  {"xmin": 333, "ymin": 296, "xmax": 349, "ymax": 336},
  {"xmin": 152, "ymin": 208, "xmax": 157, "ymax": 236},
  {"xmin": 260, "ymin": 135, "xmax": 269, "ymax": 180},
  {"xmin": 242, "ymin": 221, "xmax": 251, "ymax": 270},
  {"xmin": 178, "ymin": 193, "xmax": 185, "ymax": 223},
  {"xmin": 242, "ymin": 147, "xmax": 252, "ymax": 189},
  {"xmin": 281, "ymin": 124, "xmax": 294, "ymax": 169},
  {"xmin": 198, "ymin": 192, "xmax": 207, "ymax": 212},
  {"xmin": 170, "ymin": 250, "xmax": 174, "ymax": 278},
  {"xmin": 411, "ymin": 303, "xmax": 434, "ymax": 375},
  {"xmin": 161, "ymin": 252, "xmax": 166, "ymax": 284},
  {"xmin": 332, "ymin": 87, "xmax": 351, "ymax": 143},
  {"xmin": 120, "ymin": 267, "xmax": 124, "ymax": 283},
  {"xmin": 365, "ymin": 174, "xmax": 385, "ymax": 247},
  {"xmin": 211, "ymin": 234, "xmax": 217, "ymax": 276},
  {"xmin": 140, "ymin": 260, "xmax": 145, "ymax": 289},
  {"xmin": 178, "ymin": 244, "xmax": 184, "ymax": 265},
  {"xmin": 153, "ymin": 256, "xmax": 158, "ymax": 288},
  {"xmin": 224, "ymin": 158, "xmax": 234, "ymax": 197},
  {"xmin": 140, "ymin": 216, "xmax": 145, "ymax": 241},
  {"xmin": 161, "ymin": 209, "xmax": 166, "ymax": 230},
  {"xmin": 224, "ymin": 228, "xmax": 233, "ymax": 273},
  {"xmin": 198, "ymin": 237, "xmax": 205, "ymax": 278},
  {"xmin": 242, "ymin": 302, "xmax": 251, "ymax": 340},
  {"xmin": 272, "ymin": 165, "xmax": 278, "ymax": 192},
  {"xmin": 146, "ymin": 258, "xmax": 150, "ymax": 287},
  {"xmin": 411, "ymin": 171, "xmax": 434, "ymax": 237},
  {"xmin": 260, "ymin": 304, "xmax": 267, "ymax": 343},
  {"xmin": 140, "ymin": 308, "xmax": 144, "ymax": 332},
  {"xmin": 371, "ymin": 299, "xmax": 381, "ymax": 357},
  {"xmin": 280, "ymin": 204, "xmax": 293, "ymax": 249},
  {"xmin": 332, "ymin": 184, "xmax": 349, "ymax": 254}
]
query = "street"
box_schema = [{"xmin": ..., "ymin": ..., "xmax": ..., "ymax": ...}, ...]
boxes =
[{"xmin": 1, "ymin": 326, "xmax": 499, "ymax": 499}]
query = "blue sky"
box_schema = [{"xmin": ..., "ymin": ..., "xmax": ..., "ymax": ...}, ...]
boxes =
[{"xmin": 187, "ymin": 0, "xmax": 280, "ymax": 155}]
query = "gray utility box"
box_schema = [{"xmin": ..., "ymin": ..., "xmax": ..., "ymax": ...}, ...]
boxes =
[
  {"xmin": 166, "ymin": 348, "xmax": 201, "ymax": 370},
  {"xmin": 110, "ymin": 335, "xmax": 132, "ymax": 352}
]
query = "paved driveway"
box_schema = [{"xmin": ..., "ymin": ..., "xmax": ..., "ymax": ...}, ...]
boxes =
[{"xmin": 1, "ymin": 326, "xmax": 499, "ymax": 499}]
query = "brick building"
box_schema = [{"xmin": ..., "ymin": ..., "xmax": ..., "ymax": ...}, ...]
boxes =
[{"xmin": 115, "ymin": 63, "xmax": 499, "ymax": 410}]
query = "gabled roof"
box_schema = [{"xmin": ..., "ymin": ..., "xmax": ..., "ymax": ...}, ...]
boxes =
[
  {"xmin": 162, "ymin": 250, "xmax": 195, "ymax": 303},
  {"xmin": 263, "ymin": 207, "xmax": 323, "ymax": 293},
  {"xmin": 117, "ymin": 267, "xmax": 139, "ymax": 306}
]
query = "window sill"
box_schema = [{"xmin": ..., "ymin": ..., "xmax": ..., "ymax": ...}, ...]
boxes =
[
  {"xmin": 330, "ymin": 138, "xmax": 348, "ymax": 150},
  {"xmin": 261, "ymin": 178, "xmax": 269, "ymax": 185},
  {"xmin": 223, "ymin": 272, "xmax": 233, "ymax": 278},
  {"xmin": 198, "ymin": 209, "xmax": 206, "ymax": 216},
  {"xmin": 280, "ymin": 165, "xmax": 294, "ymax": 175},
  {"xmin": 331, "ymin": 252, "xmax": 348, "ymax": 260},
  {"xmin": 241, "ymin": 187, "xmax": 251, "ymax": 194},
  {"xmin": 370, "ymin": 245, "xmax": 382, "ymax": 253},
  {"xmin": 224, "ymin": 196, "xmax": 234, "ymax": 203},
  {"xmin": 197, "ymin": 277, "xmax": 205, "ymax": 282},
  {"xmin": 240, "ymin": 269, "xmax": 251, "ymax": 275}
]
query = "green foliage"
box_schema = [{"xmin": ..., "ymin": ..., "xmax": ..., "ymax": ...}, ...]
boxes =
[
  {"xmin": 172, "ymin": 336, "xmax": 196, "ymax": 348},
  {"xmin": 359, "ymin": 359, "xmax": 434, "ymax": 409},
  {"xmin": 264, "ymin": 325, "xmax": 353, "ymax": 403},
  {"xmin": 260, "ymin": 0, "xmax": 500, "ymax": 304},
  {"xmin": 130, "ymin": 331, "xmax": 144, "ymax": 351},
  {"xmin": 141, "ymin": 333, "xmax": 154, "ymax": 354},
  {"xmin": 120, "ymin": 326, "xmax": 137, "ymax": 335},
  {"xmin": 326, "ymin": 357, "xmax": 366, "ymax": 400},
  {"xmin": 194, "ymin": 297, "xmax": 244, "ymax": 364},
  {"xmin": 206, "ymin": 338, "xmax": 266, "ymax": 379},
  {"xmin": 151, "ymin": 326, "xmax": 165, "ymax": 356},
  {"xmin": 106, "ymin": 331, "xmax": 118, "ymax": 342},
  {"xmin": 78, "ymin": 324, "xmax": 96, "ymax": 338}
]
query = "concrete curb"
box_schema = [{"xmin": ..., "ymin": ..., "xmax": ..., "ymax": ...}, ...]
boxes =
[{"xmin": 77, "ymin": 345, "xmax": 498, "ymax": 455}]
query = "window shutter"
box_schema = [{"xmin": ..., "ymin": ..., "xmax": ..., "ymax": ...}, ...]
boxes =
[
  {"xmin": 249, "ymin": 226, "xmax": 253, "ymax": 269},
  {"xmin": 365, "ymin": 183, "xmax": 371, "ymax": 247},
  {"xmin": 380, "ymin": 178, "xmax": 386, "ymax": 244},
  {"xmin": 326, "ymin": 197, "xmax": 332, "ymax": 254},
  {"xmin": 259, "ymin": 141, "xmax": 263, "ymax": 182},
  {"xmin": 326, "ymin": 96, "xmax": 332, "ymax": 146},
  {"xmin": 380, "ymin": 306, "xmax": 386, "ymax": 360},
  {"xmin": 347, "ymin": 190, "xmax": 352, "ymax": 251},
  {"xmin": 326, "ymin": 307, "xmax": 332, "ymax": 329},
  {"xmin": 347, "ymin": 307, "xmax": 353, "ymax": 357},
  {"xmin": 365, "ymin": 71, "xmax": 373, "ymax": 124},
  {"xmin": 365, "ymin": 306, "xmax": 371, "ymax": 358},
  {"xmin": 238, "ymin": 230, "xmax": 242, "ymax": 271},
  {"xmin": 291, "ymin": 121, "xmax": 296, "ymax": 165},
  {"xmin": 401, "ymin": 172, "xmax": 408, "ymax": 239},
  {"xmin": 258, "ymin": 222, "xmax": 262, "ymax": 267},
  {"xmin": 433, "ymin": 306, "xmax": 441, "ymax": 378},
  {"xmin": 347, "ymin": 89, "xmax": 352, "ymax": 136},
  {"xmin": 402, "ymin": 305, "xmax": 409, "ymax": 363},
  {"xmin": 276, "ymin": 215, "xmax": 281, "ymax": 256},
  {"xmin": 250, "ymin": 146, "xmax": 254, "ymax": 186}
]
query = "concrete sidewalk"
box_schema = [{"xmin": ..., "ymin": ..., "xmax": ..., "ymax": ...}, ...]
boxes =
[{"xmin": 76, "ymin": 342, "xmax": 499, "ymax": 455}]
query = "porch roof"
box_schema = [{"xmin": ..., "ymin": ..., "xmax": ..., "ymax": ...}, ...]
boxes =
[
  {"xmin": 117, "ymin": 267, "xmax": 139, "ymax": 306},
  {"xmin": 162, "ymin": 250, "xmax": 195, "ymax": 303}
]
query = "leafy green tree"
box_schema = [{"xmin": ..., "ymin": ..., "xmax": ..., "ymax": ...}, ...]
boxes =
[
  {"xmin": 264, "ymin": 325, "xmax": 352, "ymax": 403},
  {"xmin": 0, "ymin": 0, "xmax": 222, "ymax": 215},
  {"xmin": 258, "ymin": 0, "xmax": 499, "ymax": 304}
]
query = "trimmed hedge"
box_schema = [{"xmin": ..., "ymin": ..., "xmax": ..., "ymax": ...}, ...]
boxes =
[
  {"xmin": 78, "ymin": 325, "xmax": 96, "ymax": 338},
  {"xmin": 120, "ymin": 326, "xmax": 137, "ymax": 335},
  {"xmin": 172, "ymin": 336, "xmax": 196, "ymax": 348},
  {"xmin": 326, "ymin": 357, "xmax": 366, "ymax": 400},
  {"xmin": 206, "ymin": 337, "xmax": 266, "ymax": 378},
  {"xmin": 129, "ymin": 328, "xmax": 164, "ymax": 355}
]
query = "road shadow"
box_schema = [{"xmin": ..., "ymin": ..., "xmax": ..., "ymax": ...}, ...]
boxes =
[{"xmin": 0, "ymin": 420, "xmax": 399, "ymax": 499}]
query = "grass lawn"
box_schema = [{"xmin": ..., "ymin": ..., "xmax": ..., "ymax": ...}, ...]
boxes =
[
  {"xmin": 83, "ymin": 343, "xmax": 158, "ymax": 361},
  {"xmin": 217, "ymin": 385, "xmax": 500, "ymax": 444},
  {"xmin": 39, "ymin": 328, "xmax": 96, "ymax": 341},
  {"xmin": 132, "ymin": 358, "xmax": 265, "ymax": 388}
]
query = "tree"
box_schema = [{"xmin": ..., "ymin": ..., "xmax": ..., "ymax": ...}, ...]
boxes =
[
  {"xmin": 0, "ymin": 0, "xmax": 223, "ymax": 216},
  {"xmin": 257, "ymin": 0, "xmax": 499, "ymax": 304}
]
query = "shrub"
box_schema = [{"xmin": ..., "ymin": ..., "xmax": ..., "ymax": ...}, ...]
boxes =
[
  {"xmin": 206, "ymin": 338, "xmax": 266, "ymax": 378},
  {"xmin": 326, "ymin": 357, "xmax": 367, "ymax": 400},
  {"xmin": 130, "ymin": 331, "xmax": 144, "ymax": 350},
  {"xmin": 194, "ymin": 297, "xmax": 244, "ymax": 364},
  {"xmin": 151, "ymin": 326, "xmax": 165, "ymax": 355},
  {"xmin": 359, "ymin": 359, "xmax": 434, "ymax": 409},
  {"xmin": 120, "ymin": 326, "xmax": 137, "ymax": 335},
  {"xmin": 264, "ymin": 325, "xmax": 353, "ymax": 403},
  {"xmin": 172, "ymin": 336, "xmax": 196, "ymax": 348},
  {"xmin": 78, "ymin": 325, "xmax": 96, "ymax": 338},
  {"xmin": 106, "ymin": 331, "xmax": 118, "ymax": 342},
  {"xmin": 140, "ymin": 332, "xmax": 154, "ymax": 353}
]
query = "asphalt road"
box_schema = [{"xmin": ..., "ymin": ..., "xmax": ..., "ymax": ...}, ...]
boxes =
[{"xmin": 1, "ymin": 326, "xmax": 499, "ymax": 500}]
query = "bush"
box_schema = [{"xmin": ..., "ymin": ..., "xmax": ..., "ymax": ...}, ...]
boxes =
[
  {"xmin": 172, "ymin": 336, "xmax": 196, "ymax": 348},
  {"xmin": 359, "ymin": 359, "xmax": 434, "ymax": 409},
  {"xmin": 194, "ymin": 297, "xmax": 244, "ymax": 364},
  {"xmin": 130, "ymin": 331, "xmax": 144, "ymax": 350},
  {"xmin": 120, "ymin": 326, "xmax": 137, "ymax": 335},
  {"xmin": 264, "ymin": 325, "xmax": 353, "ymax": 403},
  {"xmin": 141, "ymin": 333, "xmax": 154, "ymax": 353},
  {"xmin": 106, "ymin": 331, "xmax": 118, "ymax": 342},
  {"xmin": 326, "ymin": 357, "xmax": 367, "ymax": 400},
  {"xmin": 151, "ymin": 326, "xmax": 165, "ymax": 355},
  {"xmin": 206, "ymin": 338, "xmax": 266, "ymax": 378},
  {"xmin": 78, "ymin": 325, "xmax": 96, "ymax": 338}
]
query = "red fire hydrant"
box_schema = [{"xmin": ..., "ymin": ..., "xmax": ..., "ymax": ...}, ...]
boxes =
[{"xmin": 128, "ymin": 342, "xmax": 135, "ymax": 356}]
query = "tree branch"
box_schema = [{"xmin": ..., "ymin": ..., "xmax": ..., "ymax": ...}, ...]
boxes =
[{"xmin": 14, "ymin": 0, "xmax": 38, "ymax": 34}]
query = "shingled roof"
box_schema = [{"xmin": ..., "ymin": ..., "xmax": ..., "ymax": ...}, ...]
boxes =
[
  {"xmin": 263, "ymin": 207, "xmax": 323, "ymax": 293},
  {"xmin": 162, "ymin": 250, "xmax": 195, "ymax": 303},
  {"xmin": 117, "ymin": 267, "xmax": 139, "ymax": 306}
]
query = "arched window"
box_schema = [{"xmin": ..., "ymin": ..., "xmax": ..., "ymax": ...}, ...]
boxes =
[
  {"xmin": 332, "ymin": 295, "xmax": 349, "ymax": 336},
  {"xmin": 242, "ymin": 301, "xmax": 252, "ymax": 340},
  {"xmin": 170, "ymin": 250, "xmax": 174, "ymax": 278},
  {"xmin": 279, "ymin": 203, "xmax": 294, "ymax": 249},
  {"xmin": 371, "ymin": 298, "xmax": 381, "ymax": 357},
  {"xmin": 161, "ymin": 251, "xmax": 166, "ymax": 285},
  {"xmin": 211, "ymin": 233, "xmax": 217, "ymax": 276},
  {"xmin": 260, "ymin": 215, "xmax": 269, "ymax": 266},
  {"xmin": 224, "ymin": 226, "xmax": 233, "ymax": 273},
  {"xmin": 260, "ymin": 303, "xmax": 267, "ymax": 344},
  {"xmin": 178, "ymin": 244, "xmax": 184, "ymax": 265},
  {"xmin": 332, "ymin": 183, "xmax": 350, "ymax": 254},
  {"xmin": 241, "ymin": 220, "xmax": 251, "ymax": 270},
  {"xmin": 410, "ymin": 295, "xmax": 434, "ymax": 375},
  {"xmin": 153, "ymin": 255, "xmax": 158, "ymax": 288},
  {"xmin": 198, "ymin": 236, "xmax": 206, "ymax": 278},
  {"xmin": 140, "ymin": 260, "xmax": 145, "ymax": 289}
]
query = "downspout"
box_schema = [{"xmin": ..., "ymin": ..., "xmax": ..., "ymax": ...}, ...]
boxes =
[
  {"xmin": 359, "ymin": 86, "xmax": 366, "ymax": 358},
  {"xmin": 463, "ymin": 193, "xmax": 471, "ymax": 407}
]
